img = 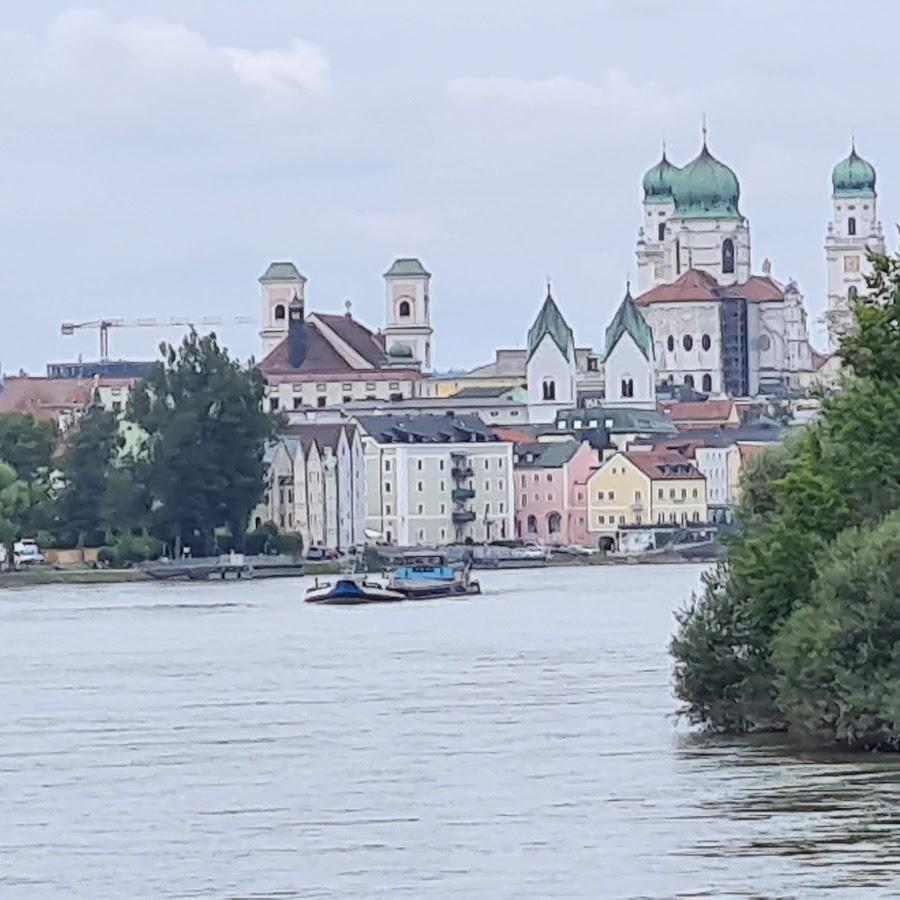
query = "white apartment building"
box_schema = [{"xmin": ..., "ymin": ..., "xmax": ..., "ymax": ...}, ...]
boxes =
[
  {"xmin": 355, "ymin": 413, "xmax": 515, "ymax": 546},
  {"xmin": 253, "ymin": 424, "xmax": 366, "ymax": 551}
]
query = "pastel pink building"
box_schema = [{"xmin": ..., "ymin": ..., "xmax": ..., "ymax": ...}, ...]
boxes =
[{"xmin": 513, "ymin": 440, "xmax": 600, "ymax": 546}]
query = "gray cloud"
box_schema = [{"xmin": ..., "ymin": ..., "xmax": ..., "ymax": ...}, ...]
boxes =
[{"xmin": 1, "ymin": 3, "xmax": 897, "ymax": 371}]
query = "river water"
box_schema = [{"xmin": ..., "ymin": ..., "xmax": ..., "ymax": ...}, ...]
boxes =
[{"xmin": 2, "ymin": 565, "xmax": 900, "ymax": 898}]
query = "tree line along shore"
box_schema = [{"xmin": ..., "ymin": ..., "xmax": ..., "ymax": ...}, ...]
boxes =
[{"xmin": 672, "ymin": 249, "xmax": 900, "ymax": 752}]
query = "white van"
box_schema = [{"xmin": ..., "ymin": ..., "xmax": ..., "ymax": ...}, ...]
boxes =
[{"xmin": 13, "ymin": 540, "xmax": 45, "ymax": 568}]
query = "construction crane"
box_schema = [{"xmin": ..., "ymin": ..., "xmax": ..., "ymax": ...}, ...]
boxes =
[{"xmin": 61, "ymin": 316, "xmax": 257, "ymax": 360}]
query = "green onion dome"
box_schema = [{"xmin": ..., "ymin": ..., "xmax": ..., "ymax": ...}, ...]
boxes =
[
  {"xmin": 671, "ymin": 141, "xmax": 741, "ymax": 219},
  {"xmin": 642, "ymin": 150, "xmax": 681, "ymax": 204},
  {"xmin": 832, "ymin": 144, "xmax": 876, "ymax": 197}
]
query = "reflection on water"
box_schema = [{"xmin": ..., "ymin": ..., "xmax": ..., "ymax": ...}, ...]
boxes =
[{"xmin": 2, "ymin": 566, "xmax": 900, "ymax": 897}]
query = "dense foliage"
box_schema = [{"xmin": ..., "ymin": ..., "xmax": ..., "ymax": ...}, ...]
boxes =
[
  {"xmin": 129, "ymin": 331, "xmax": 281, "ymax": 556},
  {"xmin": 672, "ymin": 250, "xmax": 900, "ymax": 749},
  {"xmin": 0, "ymin": 331, "xmax": 284, "ymax": 568}
]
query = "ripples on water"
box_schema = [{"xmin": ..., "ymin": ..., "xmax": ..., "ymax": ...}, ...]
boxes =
[{"xmin": 2, "ymin": 565, "xmax": 900, "ymax": 897}]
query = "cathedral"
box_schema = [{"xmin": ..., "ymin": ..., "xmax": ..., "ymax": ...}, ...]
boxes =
[{"xmin": 633, "ymin": 132, "xmax": 817, "ymax": 396}]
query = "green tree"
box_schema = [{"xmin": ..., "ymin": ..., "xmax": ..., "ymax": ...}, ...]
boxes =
[
  {"xmin": 773, "ymin": 510, "xmax": 900, "ymax": 750},
  {"xmin": 129, "ymin": 331, "xmax": 280, "ymax": 555},
  {"xmin": 672, "ymin": 246, "xmax": 900, "ymax": 739},
  {"xmin": 0, "ymin": 459, "xmax": 53, "ymax": 566},
  {"xmin": 0, "ymin": 413, "xmax": 56, "ymax": 480},
  {"xmin": 56, "ymin": 405, "xmax": 120, "ymax": 550}
]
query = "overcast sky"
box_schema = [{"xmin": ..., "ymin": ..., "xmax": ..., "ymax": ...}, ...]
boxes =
[{"xmin": 2, "ymin": 1, "xmax": 897, "ymax": 373}]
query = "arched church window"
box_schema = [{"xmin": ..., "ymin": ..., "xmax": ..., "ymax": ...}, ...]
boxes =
[
  {"xmin": 620, "ymin": 378, "xmax": 634, "ymax": 398},
  {"xmin": 848, "ymin": 217, "xmax": 857, "ymax": 236},
  {"xmin": 702, "ymin": 374, "xmax": 712, "ymax": 393},
  {"xmin": 675, "ymin": 239, "xmax": 681, "ymax": 274},
  {"xmin": 398, "ymin": 300, "xmax": 411, "ymax": 318},
  {"xmin": 683, "ymin": 335, "xmax": 694, "ymax": 351},
  {"xmin": 684, "ymin": 374, "xmax": 695, "ymax": 389},
  {"xmin": 667, "ymin": 335, "xmax": 675, "ymax": 352},
  {"xmin": 657, "ymin": 222, "xmax": 666, "ymax": 241},
  {"xmin": 701, "ymin": 334, "xmax": 711, "ymax": 351},
  {"xmin": 848, "ymin": 285, "xmax": 859, "ymax": 302},
  {"xmin": 722, "ymin": 239, "xmax": 735, "ymax": 274},
  {"xmin": 542, "ymin": 379, "xmax": 556, "ymax": 401},
  {"xmin": 274, "ymin": 304, "xmax": 286, "ymax": 321}
]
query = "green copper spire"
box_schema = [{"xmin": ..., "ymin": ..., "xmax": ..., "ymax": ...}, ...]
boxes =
[
  {"xmin": 671, "ymin": 134, "xmax": 741, "ymax": 220},
  {"xmin": 832, "ymin": 142, "xmax": 876, "ymax": 197},
  {"xmin": 642, "ymin": 144, "xmax": 681, "ymax": 204},
  {"xmin": 605, "ymin": 284, "xmax": 653, "ymax": 361},
  {"xmin": 527, "ymin": 287, "xmax": 574, "ymax": 362}
]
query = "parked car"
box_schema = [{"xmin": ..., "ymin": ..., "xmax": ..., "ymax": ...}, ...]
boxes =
[{"xmin": 13, "ymin": 540, "xmax": 45, "ymax": 568}]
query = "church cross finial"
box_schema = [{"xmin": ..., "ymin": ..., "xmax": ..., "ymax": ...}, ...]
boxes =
[
  {"xmin": 701, "ymin": 113, "xmax": 708, "ymax": 147},
  {"xmin": 546, "ymin": 274, "xmax": 552, "ymax": 296},
  {"xmin": 661, "ymin": 137, "xmax": 667, "ymax": 159},
  {"xmin": 851, "ymin": 131, "xmax": 856, "ymax": 153}
]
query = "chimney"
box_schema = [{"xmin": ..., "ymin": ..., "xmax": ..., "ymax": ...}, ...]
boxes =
[{"xmin": 288, "ymin": 292, "xmax": 306, "ymax": 368}]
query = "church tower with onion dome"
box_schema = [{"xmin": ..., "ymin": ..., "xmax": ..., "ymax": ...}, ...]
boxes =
[
  {"xmin": 825, "ymin": 142, "xmax": 884, "ymax": 348},
  {"xmin": 636, "ymin": 127, "xmax": 751, "ymax": 291}
]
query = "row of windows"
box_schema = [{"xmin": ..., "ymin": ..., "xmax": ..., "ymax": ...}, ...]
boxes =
[
  {"xmin": 666, "ymin": 333, "xmax": 713, "ymax": 353},
  {"xmin": 384, "ymin": 501, "xmax": 506, "ymax": 516},
  {"xmin": 521, "ymin": 473, "xmax": 557, "ymax": 486},
  {"xmin": 525, "ymin": 513, "xmax": 562, "ymax": 534},
  {"xmin": 680, "ymin": 373, "xmax": 714, "ymax": 392},
  {"xmin": 384, "ymin": 479, "xmax": 506, "ymax": 493},
  {"xmin": 383, "ymin": 458, "xmax": 506, "ymax": 473},
  {"xmin": 595, "ymin": 486, "xmax": 700, "ymax": 501},
  {"xmin": 597, "ymin": 511, "xmax": 703, "ymax": 526}
]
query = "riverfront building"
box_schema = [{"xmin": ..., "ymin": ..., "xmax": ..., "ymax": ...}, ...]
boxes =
[
  {"xmin": 587, "ymin": 449, "xmax": 708, "ymax": 545},
  {"xmin": 354, "ymin": 413, "xmax": 515, "ymax": 546},
  {"xmin": 253, "ymin": 423, "xmax": 366, "ymax": 552},
  {"xmin": 512, "ymin": 439, "xmax": 599, "ymax": 546}
]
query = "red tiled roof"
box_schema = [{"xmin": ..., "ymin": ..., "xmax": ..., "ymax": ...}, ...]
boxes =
[
  {"xmin": 258, "ymin": 315, "xmax": 421, "ymax": 382},
  {"xmin": 315, "ymin": 313, "xmax": 388, "ymax": 367},
  {"xmin": 0, "ymin": 377, "xmax": 93, "ymax": 422},
  {"xmin": 491, "ymin": 426, "xmax": 536, "ymax": 445},
  {"xmin": 624, "ymin": 451, "xmax": 705, "ymax": 481},
  {"xmin": 635, "ymin": 269, "xmax": 785, "ymax": 306},
  {"xmin": 660, "ymin": 399, "xmax": 736, "ymax": 423}
]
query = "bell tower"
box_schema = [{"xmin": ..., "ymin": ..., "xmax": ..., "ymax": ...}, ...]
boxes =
[
  {"xmin": 259, "ymin": 261, "xmax": 306, "ymax": 358},
  {"xmin": 382, "ymin": 257, "xmax": 433, "ymax": 372},
  {"xmin": 825, "ymin": 142, "xmax": 883, "ymax": 348}
]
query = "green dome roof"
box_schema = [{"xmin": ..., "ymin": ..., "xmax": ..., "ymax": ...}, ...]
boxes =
[
  {"xmin": 642, "ymin": 150, "xmax": 681, "ymax": 204},
  {"xmin": 671, "ymin": 142, "xmax": 741, "ymax": 219},
  {"xmin": 832, "ymin": 145, "xmax": 876, "ymax": 197}
]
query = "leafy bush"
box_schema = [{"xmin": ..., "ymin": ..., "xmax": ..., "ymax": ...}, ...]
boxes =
[
  {"xmin": 99, "ymin": 535, "xmax": 164, "ymax": 567},
  {"xmin": 671, "ymin": 248, "xmax": 900, "ymax": 747},
  {"xmin": 773, "ymin": 511, "xmax": 900, "ymax": 750}
]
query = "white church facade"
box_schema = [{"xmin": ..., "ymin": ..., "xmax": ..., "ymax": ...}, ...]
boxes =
[{"xmin": 633, "ymin": 134, "xmax": 816, "ymax": 396}]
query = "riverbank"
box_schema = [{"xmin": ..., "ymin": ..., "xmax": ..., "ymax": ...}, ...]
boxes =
[
  {"xmin": 0, "ymin": 568, "xmax": 150, "ymax": 587},
  {"xmin": 0, "ymin": 558, "xmax": 347, "ymax": 588}
]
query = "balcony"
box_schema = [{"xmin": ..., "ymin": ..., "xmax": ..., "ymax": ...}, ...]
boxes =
[
  {"xmin": 451, "ymin": 465, "xmax": 474, "ymax": 480},
  {"xmin": 452, "ymin": 509, "xmax": 476, "ymax": 525},
  {"xmin": 452, "ymin": 487, "xmax": 476, "ymax": 502}
]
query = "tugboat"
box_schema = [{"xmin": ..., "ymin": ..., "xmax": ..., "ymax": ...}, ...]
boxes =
[
  {"xmin": 304, "ymin": 574, "xmax": 405, "ymax": 605},
  {"xmin": 386, "ymin": 551, "xmax": 481, "ymax": 600}
]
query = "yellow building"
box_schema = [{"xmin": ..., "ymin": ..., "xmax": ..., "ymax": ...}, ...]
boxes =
[{"xmin": 587, "ymin": 450, "xmax": 708, "ymax": 540}]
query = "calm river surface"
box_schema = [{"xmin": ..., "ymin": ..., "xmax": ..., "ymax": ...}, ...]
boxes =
[{"xmin": 3, "ymin": 565, "xmax": 900, "ymax": 898}]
